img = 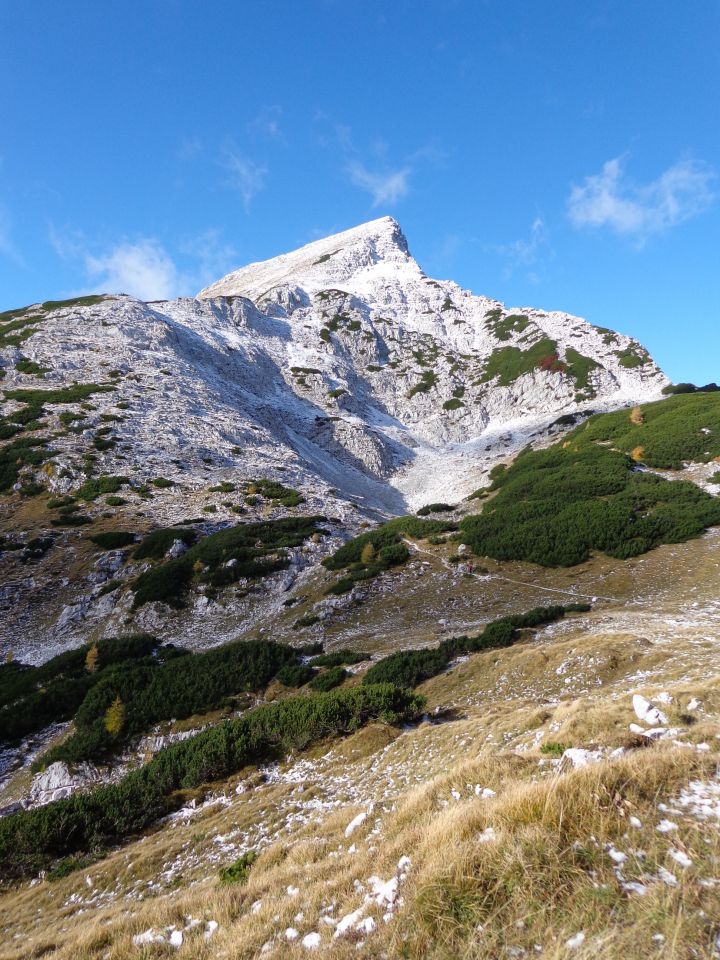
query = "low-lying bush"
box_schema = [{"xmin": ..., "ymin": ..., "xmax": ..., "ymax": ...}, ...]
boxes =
[
  {"xmin": 0, "ymin": 684, "xmax": 424, "ymax": 879},
  {"xmin": 310, "ymin": 667, "xmax": 347, "ymax": 692}
]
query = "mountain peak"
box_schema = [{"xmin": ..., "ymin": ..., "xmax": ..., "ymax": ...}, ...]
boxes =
[{"xmin": 198, "ymin": 216, "xmax": 412, "ymax": 301}]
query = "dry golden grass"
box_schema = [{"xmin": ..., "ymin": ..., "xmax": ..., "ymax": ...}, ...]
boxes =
[{"xmin": 1, "ymin": 528, "xmax": 719, "ymax": 959}]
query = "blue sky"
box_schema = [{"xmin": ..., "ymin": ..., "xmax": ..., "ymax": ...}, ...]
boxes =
[{"xmin": 1, "ymin": 0, "xmax": 718, "ymax": 383}]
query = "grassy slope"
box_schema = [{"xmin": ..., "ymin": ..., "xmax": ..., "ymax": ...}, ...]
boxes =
[{"xmin": 1, "ymin": 522, "xmax": 719, "ymax": 957}]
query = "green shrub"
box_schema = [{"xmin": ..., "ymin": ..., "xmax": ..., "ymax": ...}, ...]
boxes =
[
  {"xmin": 417, "ymin": 503, "xmax": 455, "ymax": 516},
  {"xmin": 0, "ymin": 684, "xmax": 424, "ymax": 880},
  {"xmin": 90, "ymin": 531, "xmax": 136, "ymax": 550},
  {"xmin": 407, "ymin": 370, "xmax": 437, "ymax": 398},
  {"xmin": 134, "ymin": 527, "xmax": 197, "ymax": 560},
  {"xmin": 15, "ymin": 358, "xmax": 50, "ymax": 376},
  {"xmin": 0, "ymin": 634, "xmax": 159, "ymax": 744},
  {"xmin": 540, "ymin": 742, "xmax": 570, "ymax": 757},
  {"xmin": 105, "ymin": 495, "xmax": 127, "ymax": 506},
  {"xmin": 0, "ymin": 435, "xmax": 51, "ymax": 491},
  {"xmin": 458, "ymin": 403, "xmax": 720, "ymax": 567},
  {"xmin": 41, "ymin": 638, "xmax": 300, "ymax": 767},
  {"xmin": 151, "ymin": 477, "xmax": 174, "ymax": 488},
  {"xmin": 443, "ymin": 397, "xmax": 464, "ymax": 410},
  {"xmin": 133, "ymin": 517, "xmax": 322, "ymax": 606},
  {"xmin": 310, "ymin": 650, "xmax": 368, "ymax": 667},
  {"xmin": 209, "ymin": 481, "xmax": 235, "ymax": 493},
  {"xmin": 276, "ymin": 664, "xmax": 316, "ymax": 687},
  {"xmin": 481, "ymin": 338, "xmax": 559, "ymax": 386},
  {"xmin": 76, "ymin": 475, "xmax": 129, "ymax": 501},
  {"xmin": 310, "ymin": 667, "xmax": 347, "ymax": 692},
  {"xmin": 219, "ymin": 850, "xmax": 258, "ymax": 885},
  {"xmin": 4, "ymin": 383, "xmax": 113, "ymax": 405}
]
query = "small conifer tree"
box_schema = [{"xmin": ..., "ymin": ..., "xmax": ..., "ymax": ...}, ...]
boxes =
[
  {"xmin": 84, "ymin": 643, "xmax": 99, "ymax": 673},
  {"xmin": 360, "ymin": 542, "xmax": 376, "ymax": 565},
  {"xmin": 104, "ymin": 696, "xmax": 126, "ymax": 736}
]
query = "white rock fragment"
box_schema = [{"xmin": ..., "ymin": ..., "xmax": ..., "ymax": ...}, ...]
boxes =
[
  {"xmin": 687, "ymin": 698, "xmax": 702, "ymax": 712},
  {"xmin": 302, "ymin": 932, "xmax": 321, "ymax": 949},
  {"xmin": 251, "ymin": 900, "xmax": 263, "ymax": 914},
  {"xmin": 357, "ymin": 917, "xmax": 376, "ymax": 934},
  {"xmin": 657, "ymin": 820, "xmax": 678, "ymax": 833},
  {"xmin": 629, "ymin": 816, "xmax": 642, "ymax": 828},
  {"xmin": 344, "ymin": 811, "xmax": 368, "ymax": 837},
  {"xmin": 657, "ymin": 866, "xmax": 678, "ymax": 887},
  {"xmin": 632, "ymin": 694, "xmax": 668, "ymax": 727},
  {"xmin": 622, "ymin": 881, "xmax": 648, "ymax": 895},
  {"xmin": 285, "ymin": 927, "xmax": 299, "ymax": 941},
  {"xmin": 133, "ymin": 929, "xmax": 165, "ymax": 946},
  {"xmin": 169, "ymin": 930, "xmax": 183, "ymax": 948},
  {"xmin": 478, "ymin": 827, "xmax": 496, "ymax": 843},
  {"xmin": 204, "ymin": 920, "xmax": 219, "ymax": 939},
  {"xmin": 606, "ymin": 845, "xmax": 627, "ymax": 865},
  {"xmin": 565, "ymin": 931, "xmax": 585, "ymax": 949},
  {"xmin": 561, "ymin": 747, "xmax": 603, "ymax": 769},
  {"xmin": 288, "ymin": 885, "xmax": 300, "ymax": 896},
  {"xmin": 669, "ymin": 849, "xmax": 692, "ymax": 868}
]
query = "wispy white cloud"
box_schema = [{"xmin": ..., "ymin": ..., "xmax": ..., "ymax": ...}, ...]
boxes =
[
  {"xmin": 50, "ymin": 226, "xmax": 237, "ymax": 300},
  {"xmin": 488, "ymin": 218, "xmax": 552, "ymax": 283},
  {"xmin": 495, "ymin": 217, "xmax": 547, "ymax": 266},
  {"xmin": 347, "ymin": 161, "xmax": 411, "ymax": 207},
  {"xmin": 222, "ymin": 149, "xmax": 267, "ymax": 212},
  {"xmin": 567, "ymin": 155, "xmax": 715, "ymax": 242},
  {"xmin": 247, "ymin": 105, "xmax": 284, "ymax": 142},
  {"xmin": 84, "ymin": 239, "xmax": 182, "ymax": 300}
]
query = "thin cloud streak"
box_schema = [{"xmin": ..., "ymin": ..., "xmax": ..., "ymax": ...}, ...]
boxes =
[{"xmin": 567, "ymin": 156, "xmax": 715, "ymax": 243}]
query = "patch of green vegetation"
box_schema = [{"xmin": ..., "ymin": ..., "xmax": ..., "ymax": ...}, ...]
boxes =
[
  {"xmin": 105, "ymin": 495, "xmax": 127, "ymax": 506},
  {"xmin": 328, "ymin": 388, "xmax": 346, "ymax": 399},
  {"xmin": 133, "ymin": 516, "xmax": 322, "ymax": 607},
  {"xmin": 662, "ymin": 382, "xmax": 719, "ymax": 395},
  {"xmin": 709, "ymin": 472, "xmax": 720, "ymax": 485},
  {"xmin": 4, "ymin": 383, "xmax": 113, "ymax": 405},
  {"xmin": 151, "ymin": 476, "xmax": 174, "ymax": 488},
  {"xmin": 40, "ymin": 638, "xmax": 304, "ymax": 767},
  {"xmin": 0, "ymin": 634, "xmax": 159, "ymax": 745},
  {"xmin": 481, "ymin": 338, "xmax": 560, "ymax": 386},
  {"xmin": 291, "ymin": 366, "xmax": 323, "ymax": 376},
  {"xmin": 578, "ymin": 393, "xmax": 720, "ymax": 469},
  {"xmin": 41, "ymin": 295, "xmax": 108, "ymax": 312},
  {"xmin": 443, "ymin": 397, "xmax": 464, "ymax": 411},
  {"xmin": 249, "ymin": 478, "xmax": 304, "ymax": 507},
  {"xmin": 407, "ymin": 370, "xmax": 438, "ymax": 398},
  {"xmin": 489, "ymin": 313, "xmax": 531, "ymax": 341},
  {"xmin": 15, "ymin": 358, "xmax": 50, "ymax": 376},
  {"xmin": 276, "ymin": 663, "xmax": 316, "ymax": 687},
  {"xmin": 441, "ymin": 297, "xmax": 456, "ymax": 312},
  {"xmin": 564, "ymin": 348, "xmax": 600, "ymax": 394},
  {"xmin": 0, "ymin": 684, "xmax": 423, "ymax": 880},
  {"xmin": 313, "ymin": 252, "xmax": 334, "ymax": 266},
  {"xmin": 134, "ymin": 527, "xmax": 197, "ymax": 560},
  {"xmin": 209, "ymin": 481, "xmax": 235, "ymax": 493},
  {"xmin": 320, "ymin": 327, "xmax": 331, "ymax": 343},
  {"xmin": 310, "ymin": 650, "xmax": 367, "ymax": 668},
  {"xmin": 0, "ymin": 435, "xmax": 51, "ymax": 491},
  {"xmin": 364, "ymin": 606, "xmax": 585, "ymax": 688},
  {"xmin": 219, "ymin": 850, "xmax": 258, "ymax": 885},
  {"xmin": 614, "ymin": 344, "xmax": 650, "ymax": 368},
  {"xmin": 90, "ymin": 531, "xmax": 136, "ymax": 550},
  {"xmin": 310, "ymin": 666, "xmax": 347, "ymax": 692},
  {"xmin": 93, "ymin": 435, "xmax": 115, "ymax": 451},
  {"xmin": 417, "ymin": 503, "xmax": 455, "ymax": 516},
  {"xmin": 458, "ymin": 400, "xmax": 720, "ymax": 567},
  {"xmin": 51, "ymin": 512, "xmax": 93, "ymax": 527},
  {"xmin": 76, "ymin": 475, "xmax": 129, "ymax": 501},
  {"xmin": 540, "ymin": 741, "xmax": 571, "ymax": 757},
  {"xmin": 323, "ymin": 515, "xmax": 455, "ymax": 592}
]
